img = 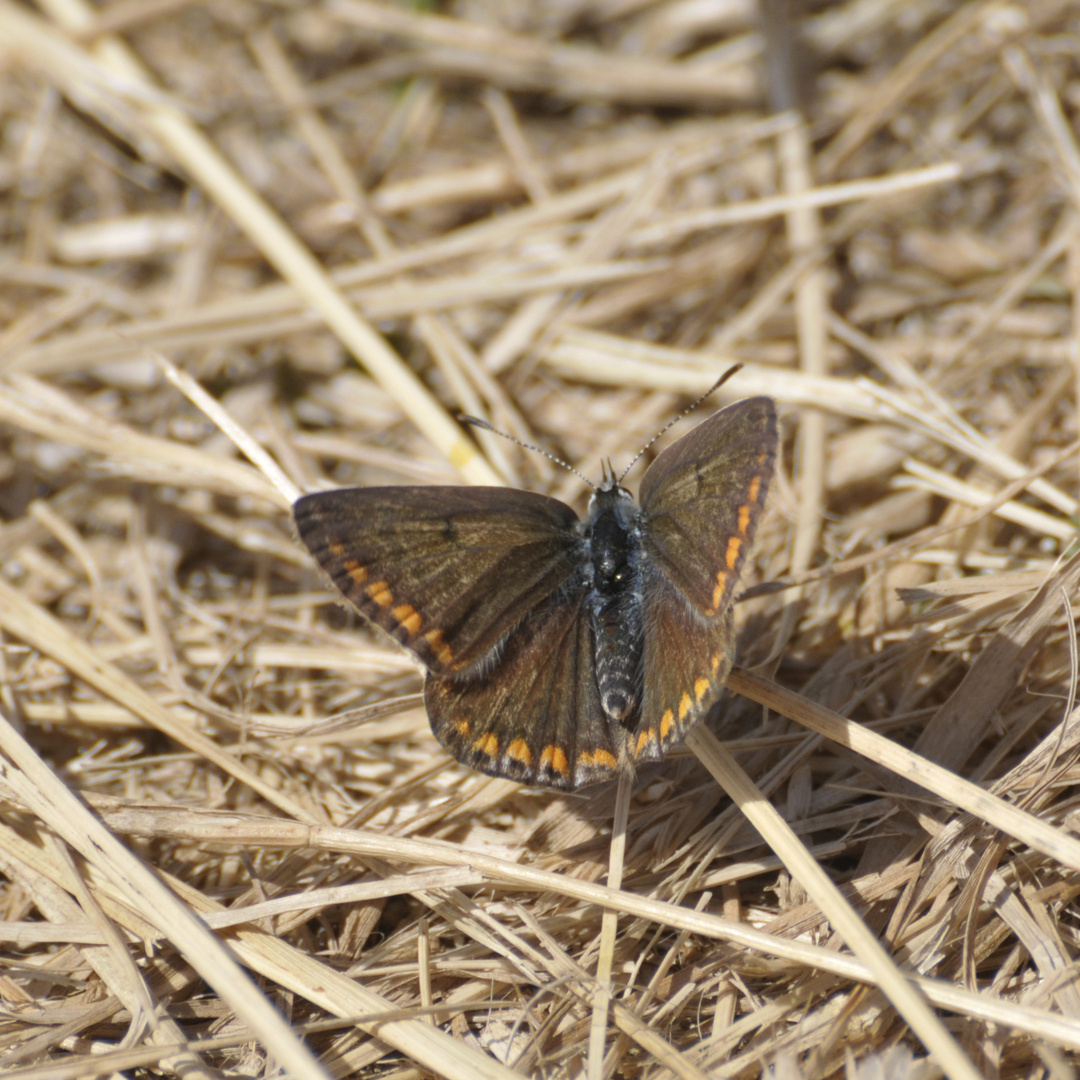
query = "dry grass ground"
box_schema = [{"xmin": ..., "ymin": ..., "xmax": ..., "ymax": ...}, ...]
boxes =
[{"xmin": 2, "ymin": 1, "xmax": 1080, "ymax": 1077}]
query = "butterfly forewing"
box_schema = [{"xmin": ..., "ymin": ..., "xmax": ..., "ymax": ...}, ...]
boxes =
[
  {"xmin": 425, "ymin": 586, "xmax": 618, "ymax": 789},
  {"xmin": 639, "ymin": 397, "xmax": 777, "ymax": 618},
  {"xmin": 634, "ymin": 397, "xmax": 777, "ymax": 760},
  {"xmin": 294, "ymin": 487, "xmax": 583, "ymax": 677}
]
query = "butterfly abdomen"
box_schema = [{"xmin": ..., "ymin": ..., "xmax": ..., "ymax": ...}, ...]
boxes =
[{"xmin": 586, "ymin": 486, "xmax": 645, "ymax": 725}]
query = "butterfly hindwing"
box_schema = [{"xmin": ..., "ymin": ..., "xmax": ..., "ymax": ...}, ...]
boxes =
[
  {"xmin": 634, "ymin": 569, "xmax": 737, "ymax": 763},
  {"xmin": 425, "ymin": 586, "xmax": 619, "ymax": 789},
  {"xmin": 294, "ymin": 487, "xmax": 583, "ymax": 677}
]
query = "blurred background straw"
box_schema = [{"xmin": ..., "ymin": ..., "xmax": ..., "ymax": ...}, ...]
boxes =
[{"xmin": 2, "ymin": 1, "xmax": 1080, "ymax": 1077}]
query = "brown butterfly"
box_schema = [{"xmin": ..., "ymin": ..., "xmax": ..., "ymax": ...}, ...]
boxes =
[{"xmin": 294, "ymin": 394, "xmax": 777, "ymax": 789}]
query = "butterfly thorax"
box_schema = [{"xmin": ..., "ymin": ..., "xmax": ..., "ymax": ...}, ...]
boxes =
[{"xmin": 586, "ymin": 483, "xmax": 644, "ymax": 726}]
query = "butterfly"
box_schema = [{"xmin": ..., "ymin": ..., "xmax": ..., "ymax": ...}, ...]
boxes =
[{"xmin": 293, "ymin": 393, "xmax": 777, "ymax": 790}]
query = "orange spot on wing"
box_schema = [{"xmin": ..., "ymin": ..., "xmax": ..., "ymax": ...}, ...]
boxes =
[
  {"xmin": 392, "ymin": 604, "xmax": 421, "ymax": 636},
  {"xmin": 725, "ymin": 535, "xmax": 742, "ymax": 570},
  {"xmin": 711, "ymin": 652, "xmax": 722, "ymax": 674},
  {"xmin": 580, "ymin": 747, "xmax": 618, "ymax": 770},
  {"xmin": 330, "ymin": 542, "xmax": 346, "ymax": 556},
  {"xmin": 678, "ymin": 693, "xmax": 693, "ymax": 721},
  {"xmin": 423, "ymin": 628, "xmax": 454, "ymax": 666},
  {"xmin": 660, "ymin": 709, "xmax": 675, "ymax": 738},
  {"xmin": 747, "ymin": 475, "xmax": 762, "ymax": 503},
  {"xmin": 366, "ymin": 580, "xmax": 393, "ymax": 607},
  {"xmin": 710, "ymin": 569, "xmax": 728, "ymax": 613},
  {"xmin": 635, "ymin": 727, "xmax": 657, "ymax": 757},
  {"xmin": 473, "ymin": 733, "xmax": 499, "ymax": 758},
  {"xmin": 506, "ymin": 739, "xmax": 532, "ymax": 767},
  {"xmin": 695, "ymin": 677, "xmax": 710, "ymax": 702},
  {"xmin": 540, "ymin": 744, "xmax": 570, "ymax": 778},
  {"xmin": 738, "ymin": 504, "xmax": 750, "ymax": 534},
  {"xmin": 454, "ymin": 717, "xmax": 471, "ymax": 737},
  {"xmin": 344, "ymin": 561, "xmax": 368, "ymax": 586}
]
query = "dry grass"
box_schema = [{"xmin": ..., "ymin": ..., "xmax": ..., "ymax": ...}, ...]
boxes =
[{"xmin": 2, "ymin": 0, "xmax": 1080, "ymax": 1077}]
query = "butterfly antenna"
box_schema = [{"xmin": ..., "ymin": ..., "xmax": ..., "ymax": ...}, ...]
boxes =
[
  {"xmin": 459, "ymin": 415, "xmax": 595, "ymax": 490},
  {"xmin": 617, "ymin": 363, "xmax": 744, "ymax": 483}
]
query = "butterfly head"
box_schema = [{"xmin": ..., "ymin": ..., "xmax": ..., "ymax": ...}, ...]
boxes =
[{"xmin": 591, "ymin": 457, "xmax": 633, "ymax": 502}]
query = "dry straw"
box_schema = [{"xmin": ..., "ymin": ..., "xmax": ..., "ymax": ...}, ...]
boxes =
[{"xmin": 2, "ymin": 1, "xmax": 1080, "ymax": 1078}]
